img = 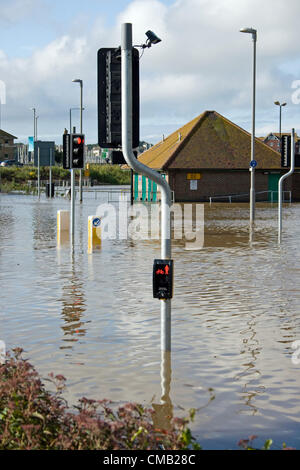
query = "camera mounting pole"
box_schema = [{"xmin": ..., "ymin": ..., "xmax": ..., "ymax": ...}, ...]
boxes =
[{"xmin": 121, "ymin": 22, "xmax": 172, "ymax": 351}]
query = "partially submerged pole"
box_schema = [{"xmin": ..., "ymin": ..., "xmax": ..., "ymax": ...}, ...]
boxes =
[
  {"xmin": 70, "ymin": 166, "xmax": 75, "ymax": 244},
  {"xmin": 278, "ymin": 128, "xmax": 295, "ymax": 242},
  {"xmin": 49, "ymin": 148, "xmax": 53, "ymax": 198},
  {"xmin": 121, "ymin": 23, "xmax": 172, "ymax": 351},
  {"xmin": 37, "ymin": 147, "xmax": 40, "ymax": 199}
]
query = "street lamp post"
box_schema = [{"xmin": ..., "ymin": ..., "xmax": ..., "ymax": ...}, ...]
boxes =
[
  {"xmin": 72, "ymin": 79, "xmax": 83, "ymax": 202},
  {"xmin": 274, "ymin": 101, "xmax": 287, "ymax": 151},
  {"xmin": 35, "ymin": 115, "xmax": 39, "ymax": 141},
  {"xmin": 240, "ymin": 27, "xmax": 257, "ymax": 226},
  {"xmin": 69, "ymin": 107, "xmax": 82, "ymax": 136},
  {"xmin": 30, "ymin": 107, "xmax": 36, "ymax": 166}
]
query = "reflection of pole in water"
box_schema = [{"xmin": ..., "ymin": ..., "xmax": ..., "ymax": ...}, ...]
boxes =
[
  {"xmin": 235, "ymin": 314, "xmax": 262, "ymax": 415},
  {"xmin": 59, "ymin": 251, "xmax": 86, "ymax": 350},
  {"xmin": 249, "ymin": 224, "xmax": 253, "ymax": 245},
  {"xmin": 152, "ymin": 351, "xmax": 173, "ymax": 431}
]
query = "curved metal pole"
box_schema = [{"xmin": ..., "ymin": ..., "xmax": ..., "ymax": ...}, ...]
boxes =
[
  {"xmin": 250, "ymin": 32, "xmax": 256, "ymax": 225},
  {"xmin": 278, "ymin": 128, "xmax": 295, "ymax": 243},
  {"xmin": 121, "ymin": 23, "xmax": 172, "ymax": 351}
]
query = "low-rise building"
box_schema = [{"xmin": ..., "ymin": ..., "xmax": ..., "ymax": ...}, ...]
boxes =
[
  {"xmin": 0, "ymin": 130, "xmax": 17, "ymax": 162},
  {"xmin": 135, "ymin": 110, "xmax": 298, "ymax": 202},
  {"xmin": 263, "ymin": 132, "xmax": 300, "ymax": 153}
]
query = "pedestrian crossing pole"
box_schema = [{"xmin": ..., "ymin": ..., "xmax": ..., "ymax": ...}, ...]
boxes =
[{"xmin": 121, "ymin": 23, "xmax": 172, "ymax": 351}]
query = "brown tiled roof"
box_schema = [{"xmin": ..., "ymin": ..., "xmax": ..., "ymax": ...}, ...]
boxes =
[
  {"xmin": 138, "ymin": 111, "xmax": 282, "ymax": 170},
  {"xmin": 136, "ymin": 114, "xmax": 202, "ymax": 170},
  {"xmin": 0, "ymin": 129, "xmax": 17, "ymax": 139}
]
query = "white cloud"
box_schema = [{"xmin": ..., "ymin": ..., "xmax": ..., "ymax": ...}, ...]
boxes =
[
  {"xmin": 1, "ymin": 0, "xmax": 300, "ymax": 143},
  {"xmin": 0, "ymin": 0, "xmax": 41, "ymax": 24}
]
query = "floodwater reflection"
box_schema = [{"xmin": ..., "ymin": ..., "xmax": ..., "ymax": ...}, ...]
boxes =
[
  {"xmin": 1, "ymin": 195, "xmax": 300, "ymax": 449},
  {"xmin": 152, "ymin": 351, "xmax": 173, "ymax": 431},
  {"xmin": 60, "ymin": 265, "xmax": 87, "ymax": 349}
]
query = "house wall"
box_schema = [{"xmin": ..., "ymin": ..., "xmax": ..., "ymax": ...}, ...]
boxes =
[
  {"xmin": 132, "ymin": 169, "xmax": 297, "ymax": 203},
  {"xmin": 0, "ymin": 136, "xmax": 15, "ymax": 161},
  {"xmin": 134, "ymin": 172, "xmax": 169, "ymax": 201},
  {"xmin": 168, "ymin": 169, "xmax": 278, "ymax": 202},
  {"xmin": 291, "ymin": 172, "xmax": 300, "ymax": 201}
]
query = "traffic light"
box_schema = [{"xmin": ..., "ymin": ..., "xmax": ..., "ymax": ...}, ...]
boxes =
[
  {"xmin": 71, "ymin": 134, "xmax": 85, "ymax": 169},
  {"xmin": 63, "ymin": 133, "xmax": 70, "ymax": 169},
  {"xmin": 97, "ymin": 47, "xmax": 140, "ymax": 149},
  {"xmin": 153, "ymin": 259, "xmax": 174, "ymax": 300}
]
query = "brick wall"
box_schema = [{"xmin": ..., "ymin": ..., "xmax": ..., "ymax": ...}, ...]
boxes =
[
  {"xmin": 169, "ymin": 170, "xmax": 269, "ymax": 202},
  {"xmin": 291, "ymin": 172, "xmax": 300, "ymax": 201}
]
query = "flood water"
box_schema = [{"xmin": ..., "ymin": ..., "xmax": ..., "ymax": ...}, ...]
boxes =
[{"xmin": 1, "ymin": 188, "xmax": 300, "ymax": 450}]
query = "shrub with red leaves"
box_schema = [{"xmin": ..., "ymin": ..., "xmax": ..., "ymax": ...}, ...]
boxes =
[{"xmin": 0, "ymin": 349, "xmax": 199, "ymax": 450}]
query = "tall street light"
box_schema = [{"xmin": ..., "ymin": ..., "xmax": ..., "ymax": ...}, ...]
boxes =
[
  {"xmin": 240, "ymin": 27, "xmax": 257, "ymax": 226},
  {"xmin": 35, "ymin": 115, "xmax": 40, "ymax": 199},
  {"xmin": 274, "ymin": 101, "xmax": 287, "ymax": 152},
  {"xmin": 30, "ymin": 107, "xmax": 36, "ymax": 165},
  {"xmin": 35, "ymin": 115, "xmax": 39, "ymax": 141},
  {"xmin": 72, "ymin": 79, "xmax": 83, "ymax": 202},
  {"xmin": 69, "ymin": 107, "xmax": 83, "ymax": 135},
  {"xmin": 30, "ymin": 107, "xmax": 36, "ymax": 141}
]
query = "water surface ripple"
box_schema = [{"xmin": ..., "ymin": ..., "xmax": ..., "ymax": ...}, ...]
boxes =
[{"xmin": 1, "ymin": 194, "xmax": 300, "ymax": 449}]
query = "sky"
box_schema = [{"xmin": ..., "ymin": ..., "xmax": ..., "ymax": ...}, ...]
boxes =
[{"xmin": 0, "ymin": 0, "xmax": 300, "ymax": 145}]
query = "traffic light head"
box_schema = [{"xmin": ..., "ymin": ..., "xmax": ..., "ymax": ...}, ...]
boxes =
[
  {"xmin": 63, "ymin": 133, "xmax": 70, "ymax": 169},
  {"xmin": 153, "ymin": 259, "xmax": 174, "ymax": 300},
  {"xmin": 71, "ymin": 133, "xmax": 85, "ymax": 169}
]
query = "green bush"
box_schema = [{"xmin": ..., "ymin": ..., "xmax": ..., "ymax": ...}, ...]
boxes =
[
  {"xmin": 0, "ymin": 165, "xmax": 130, "ymax": 188},
  {"xmin": 88, "ymin": 164, "xmax": 131, "ymax": 185}
]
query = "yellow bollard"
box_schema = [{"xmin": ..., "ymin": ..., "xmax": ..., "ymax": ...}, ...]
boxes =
[
  {"xmin": 57, "ymin": 210, "xmax": 70, "ymax": 245},
  {"xmin": 88, "ymin": 216, "xmax": 102, "ymax": 254}
]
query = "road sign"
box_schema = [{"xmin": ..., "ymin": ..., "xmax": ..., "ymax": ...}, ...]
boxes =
[
  {"xmin": 250, "ymin": 160, "xmax": 257, "ymax": 168},
  {"xmin": 92, "ymin": 217, "xmax": 101, "ymax": 227}
]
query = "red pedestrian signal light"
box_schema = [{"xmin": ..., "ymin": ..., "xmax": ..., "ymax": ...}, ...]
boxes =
[
  {"xmin": 153, "ymin": 259, "xmax": 174, "ymax": 300},
  {"xmin": 71, "ymin": 133, "xmax": 85, "ymax": 169},
  {"xmin": 74, "ymin": 136, "xmax": 84, "ymax": 145}
]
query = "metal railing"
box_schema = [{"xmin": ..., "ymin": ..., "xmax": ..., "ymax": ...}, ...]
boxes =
[
  {"xmin": 209, "ymin": 190, "xmax": 292, "ymax": 204},
  {"xmin": 134, "ymin": 190, "xmax": 175, "ymax": 203}
]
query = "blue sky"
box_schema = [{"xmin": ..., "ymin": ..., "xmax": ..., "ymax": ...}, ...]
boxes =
[{"xmin": 0, "ymin": 0, "xmax": 300, "ymax": 145}]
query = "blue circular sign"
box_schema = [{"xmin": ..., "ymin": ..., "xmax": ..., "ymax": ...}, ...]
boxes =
[
  {"xmin": 250, "ymin": 160, "xmax": 257, "ymax": 168},
  {"xmin": 93, "ymin": 217, "xmax": 101, "ymax": 227}
]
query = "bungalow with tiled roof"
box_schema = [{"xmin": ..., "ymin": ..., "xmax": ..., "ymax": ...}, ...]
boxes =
[{"xmin": 134, "ymin": 110, "xmax": 300, "ymax": 202}]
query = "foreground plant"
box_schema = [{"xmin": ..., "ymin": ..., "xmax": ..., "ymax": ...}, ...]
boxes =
[
  {"xmin": 0, "ymin": 348, "xmax": 198, "ymax": 450},
  {"xmin": 238, "ymin": 435, "xmax": 295, "ymax": 451}
]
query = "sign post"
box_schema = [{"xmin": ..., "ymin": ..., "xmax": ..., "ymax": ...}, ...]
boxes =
[
  {"xmin": 121, "ymin": 23, "xmax": 173, "ymax": 352},
  {"xmin": 49, "ymin": 148, "xmax": 53, "ymax": 198},
  {"xmin": 38, "ymin": 147, "xmax": 40, "ymax": 200}
]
